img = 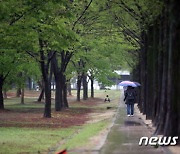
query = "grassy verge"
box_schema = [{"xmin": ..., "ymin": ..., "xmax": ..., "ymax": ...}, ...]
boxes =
[
  {"xmin": 56, "ymin": 120, "xmax": 108, "ymax": 152},
  {"xmin": 55, "ymin": 90, "xmax": 120, "ymax": 153},
  {"xmin": 0, "ymin": 90, "xmax": 120, "ymax": 153},
  {"xmin": 0, "ymin": 127, "xmax": 77, "ymax": 154}
]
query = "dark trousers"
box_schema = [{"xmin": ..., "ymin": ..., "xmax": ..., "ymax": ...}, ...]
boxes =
[{"xmin": 127, "ymin": 104, "xmax": 134, "ymax": 115}]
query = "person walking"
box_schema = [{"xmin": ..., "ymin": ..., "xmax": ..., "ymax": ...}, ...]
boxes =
[{"xmin": 124, "ymin": 86, "xmax": 136, "ymax": 117}]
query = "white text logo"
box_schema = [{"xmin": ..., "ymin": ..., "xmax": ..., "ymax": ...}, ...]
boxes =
[{"xmin": 139, "ymin": 136, "xmax": 178, "ymax": 146}]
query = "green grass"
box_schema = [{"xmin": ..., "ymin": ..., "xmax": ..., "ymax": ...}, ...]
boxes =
[
  {"xmin": 4, "ymin": 98, "xmax": 44, "ymax": 109},
  {"xmin": 71, "ymin": 89, "xmax": 120, "ymax": 99},
  {"xmin": 56, "ymin": 90, "xmax": 121, "ymax": 152},
  {"xmin": 0, "ymin": 90, "xmax": 121, "ymax": 154},
  {"xmin": 0, "ymin": 121, "xmax": 109, "ymax": 154},
  {"xmin": 0, "ymin": 127, "xmax": 77, "ymax": 154},
  {"xmin": 56, "ymin": 120, "xmax": 108, "ymax": 152}
]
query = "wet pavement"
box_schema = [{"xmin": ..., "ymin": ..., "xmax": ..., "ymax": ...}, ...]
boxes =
[
  {"xmin": 100, "ymin": 97, "xmax": 171, "ymax": 154},
  {"xmin": 69, "ymin": 94, "xmax": 173, "ymax": 154}
]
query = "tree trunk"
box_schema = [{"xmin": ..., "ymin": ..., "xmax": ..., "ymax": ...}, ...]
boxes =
[
  {"xmin": 151, "ymin": 22, "xmax": 159, "ymax": 121},
  {"xmin": 43, "ymin": 80, "xmax": 51, "ymax": 118},
  {"xmin": 153, "ymin": 18, "xmax": 164, "ymax": 126},
  {"xmin": 0, "ymin": 77, "xmax": 4, "ymax": 109},
  {"xmin": 51, "ymin": 53, "xmax": 64, "ymax": 111},
  {"xmin": 63, "ymin": 81, "xmax": 69, "ymax": 108},
  {"xmin": 39, "ymin": 38, "xmax": 51, "ymax": 118},
  {"xmin": 37, "ymin": 88, "xmax": 44, "ymax": 102},
  {"xmin": 67, "ymin": 82, "xmax": 72, "ymax": 96},
  {"xmin": 164, "ymin": 0, "xmax": 180, "ymax": 137},
  {"xmin": 77, "ymin": 74, "xmax": 82, "ymax": 101},
  {"xmin": 16, "ymin": 88, "xmax": 21, "ymax": 97},
  {"xmin": 62, "ymin": 75, "xmax": 68, "ymax": 108},
  {"xmin": 146, "ymin": 25, "xmax": 154, "ymax": 119},
  {"xmin": 83, "ymin": 73, "xmax": 88, "ymax": 100},
  {"xmin": 139, "ymin": 30, "xmax": 147, "ymax": 114},
  {"xmin": 51, "ymin": 50, "xmax": 72, "ymax": 110},
  {"xmin": 171, "ymin": 0, "xmax": 180, "ymax": 139},
  {"xmin": 28, "ymin": 77, "xmax": 32, "ymax": 90},
  {"xmin": 38, "ymin": 80, "xmax": 45, "ymax": 100},
  {"xmin": 155, "ymin": 10, "xmax": 169, "ymax": 134},
  {"xmin": 51, "ymin": 77, "xmax": 54, "ymax": 91},
  {"xmin": 55, "ymin": 76, "xmax": 63, "ymax": 111},
  {"xmin": 133, "ymin": 0, "xmax": 180, "ymax": 140},
  {"xmin": 90, "ymin": 77, "xmax": 94, "ymax": 98},
  {"xmin": 3, "ymin": 90, "xmax": 7, "ymax": 99},
  {"xmin": 21, "ymin": 88, "xmax": 24, "ymax": 104}
]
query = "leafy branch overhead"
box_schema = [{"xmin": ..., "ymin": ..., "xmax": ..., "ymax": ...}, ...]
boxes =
[{"xmin": 0, "ymin": 0, "xmax": 164, "ymax": 116}]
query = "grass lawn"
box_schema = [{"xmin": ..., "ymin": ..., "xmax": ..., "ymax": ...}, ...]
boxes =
[
  {"xmin": 0, "ymin": 127, "xmax": 76, "ymax": 154},
  {"xmin": 0, "ymin": 90, "xmax": 120, "ymax": 153},
  {"xmin": 56, "ymin": 121, "xmax": 108, "ymax": 153}
]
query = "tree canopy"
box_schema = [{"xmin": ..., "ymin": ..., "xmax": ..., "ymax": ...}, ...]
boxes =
[{"xmin": 0, "ymin": 0, "xmax": 163, "ymax": 115}]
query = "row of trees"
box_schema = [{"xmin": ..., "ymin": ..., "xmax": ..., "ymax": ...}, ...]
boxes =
[
  {"xmin": 2, "ymin": 1, "xmax": 178, "ymax": 140},
  {"xmin": 133, "ymin": 0, "xmax": 180, "ymax": 140},
  {"xmin": 0, "ymin": 0, "xmax": 136, "ymax": 117}
]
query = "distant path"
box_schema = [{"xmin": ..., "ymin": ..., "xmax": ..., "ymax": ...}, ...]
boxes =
[{"xmin": 100, "ymin": 93, "xmax": 171, "ymax": 154}]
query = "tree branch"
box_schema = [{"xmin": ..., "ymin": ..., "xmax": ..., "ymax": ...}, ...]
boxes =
[
  {"xmin": 72, "ymin": 0, "xmax": 93, "ymax": 30},
  {"xmin": 9, "ymin": 1, "xmax": 48, "ymax": 26},
  {"xmin": 3, "ymin": 71, "xmax": 11, "ymax": 81},
  {"xmin": 9, "ymin": 14, "xmax": 24, "ymax": 26},
  {"xmin": 63, "ymin": 52, "xmax": 74, "ymax": 72},
  {"xmin": 25, "ymin": 51, "xmax": 41, "ymax": 62},
  {"xmin": 112, "ymin": 0, "xmax": 140, "ymax": 21},
  {"xmin": 47, "ymin": 50, "xmax": 56, "ymax": 68}
]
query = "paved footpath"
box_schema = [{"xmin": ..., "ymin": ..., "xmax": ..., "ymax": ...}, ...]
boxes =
[{"xmin": 100, "ymin": 97, "xmax": 172, "ymax": 154}]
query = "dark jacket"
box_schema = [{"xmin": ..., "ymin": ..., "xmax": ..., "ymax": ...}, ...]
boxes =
[{"xmin": 124, "ymin": 88, "xmax": 136, "ymax": 104}]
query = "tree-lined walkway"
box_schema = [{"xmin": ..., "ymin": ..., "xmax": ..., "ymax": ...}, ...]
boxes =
[
  {"xmin": 100, "ymin": 94, "xmax": 171, "ymax": 154},
  {"xmin": 0, "ymin": 0, "xmax": 179, "ymax": 153}
]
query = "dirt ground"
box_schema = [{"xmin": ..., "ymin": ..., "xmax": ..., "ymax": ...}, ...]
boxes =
[
  {"xmin": 0, "ymin": 108, "xmax": 91, "ymax": 128},
  {"xmin": 1, "ymin": 90, "xmax": 122, "ymax": 154},
  {"xmin": 0, "ymin": 90, "xmax": 110, "ymax": 129},
  {"xmin": 6, "ymin": 90, "xmax": 41, "ymax": 98}
]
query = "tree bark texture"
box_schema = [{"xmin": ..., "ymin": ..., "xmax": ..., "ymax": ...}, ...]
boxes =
[
  {"xmin": 51, "ymin": 52, "xmax": 71, "ymax": 110},
  {"xmin": 28, "ymin": 77, "xmax": 32, "ymax": 90},
  {"xmin": 90, "ymin": 77, "xmax": 94, "ymax": 98},
  {"xmin": 3, "ymin": 90, "xmax": 7, "ymax": 99},
  {"xmin": 77, "ymin": 74, "xmax": 82, "ymax": 101},
  {"xmin": 21, "ymin": 88, "xmax": 24, "ymax": 104},
  {"xmin": 43, "ymin": 79, "xmax": 51, "ymax": 118},
  {"xmin": 52, "ymin": 54, "xmax": 63, "ymax": 111},
  {"xmin": 54, "ymin": 75, "xmax": 63, "ymax": 111},
  {"xmin": 134, "ymin": 0, "xmax": 180, "ymax": 139},
  {"xmin": 16, "ymin": 88, "xmax": 21, "ymax": 97},
  {"xmin": 63, "ymin": 77, "xmax": 69, "ymax": 108},
  {"xmin": 82, "ymin": 73, "xmax": 88, "ymax": 100},
  {"xmin": 39, "ymin": 39, "xmax": 51, "ymax": 118},
  {"xmin": 0, "ymin": 76, "xmax": 4, "ymax": 109},
  {"xmin": 67, "ymin": 82, "xmax": 72, "ymax": 96},
  {"xmin": 37, "ymin": 88, "xmax": 44, "ymax": 102}
]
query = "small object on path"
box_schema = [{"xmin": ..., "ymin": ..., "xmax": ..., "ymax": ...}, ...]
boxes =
[
  {"xmin": 107, "ymin": 106, "xmax": 112, "ymax": 109},
  {"xmin": 56, "ymin": 149, "xmax": 67, "ymax": 154},
  {"xmin": 104, "ymin": 95, "xmax": 111, "ymax": 102}
]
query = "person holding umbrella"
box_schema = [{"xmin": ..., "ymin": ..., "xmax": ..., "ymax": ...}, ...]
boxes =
[{"xmin": 124, "ymin": 86, "xmax": 136, "ymax": 117}]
